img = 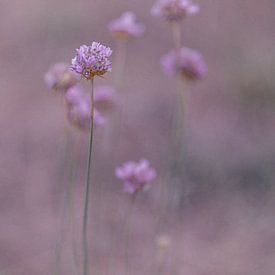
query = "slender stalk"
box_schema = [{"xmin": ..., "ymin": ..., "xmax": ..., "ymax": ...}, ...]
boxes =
[
  {"xmin": 124, "ymin": 194, "xmax": 137, "ymax": 275},
  {"xmin": 171, "ymin": 22, "xmax": 181, "ymax": 49},
  {"xmin": 114, "ymin": 39, "xmax": 127, "ymax": 88},
  {"xmin": 52, "ymin": 126, "xmax": 70, "ymax": 275},
  {"xmin": 82, "ymin": 78, "xmax": 95, "ymax": 275}
]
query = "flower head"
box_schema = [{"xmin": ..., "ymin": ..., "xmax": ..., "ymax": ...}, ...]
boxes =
[
  {"xmin": 71, "ymin": 42, "xmax": 112, "ymax": 80},
  {"xmin": 151, "ymin": 0, "xmax": 199, "ymax": 22},
  {"xmin": 161, "ymin": 47, "xmax": 207, "ymax": 81},
  {"xmin": 94, "ymin": 85, "xmax": 117, "ymax": 113},
  {"xmin": 115, "ymin": 159, "xmax": 156, "ymax": 194},
  {"xmin": 108, "ymin": 12, "xmax": 145, "ymax": 40},
  {"xmin": 44, "ymin": 63, "xmax": 79, "ymax": 92},
  {"xmin": 65, "ymin": 85, "xmax": 105, "ymax": 130}
]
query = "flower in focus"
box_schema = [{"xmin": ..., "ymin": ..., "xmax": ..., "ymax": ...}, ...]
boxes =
[
  {"xmin": 108, "ymin": 11, "xmax": 145, "ymax": 40},
  {"xmin": 161, "ymin": 47, "xmax": 207, "ymax": 80},
  {"xmin": 151, "ymin": 0, "xmax": 199, "ymax": 22},
  {"xmin": 44, "ymin": 63, "xmax": 79, "ymax": 92},
  {"xmin": 115, "ymin": 159, "xmax": 156, "ymax": 194},
  {"xmin": 65, "ymin": 85, "xmax": 105, "ymax": 130},
  {"xmin": 94, "ymin": 85, "xmax": 117, "ymax": 113},
  {"xmin": 71, "ymin": 42, "xmax": 112, "ymax": 80}
]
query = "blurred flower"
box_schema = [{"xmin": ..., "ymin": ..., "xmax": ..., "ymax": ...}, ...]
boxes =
[
  {"xmin": 108, "ymin": 11, "xmax": 145, "ymax": 40},
  {"xmin": 94, "ymin": 85, "xmax": 117, "ymax": 113},
  {"xmin": 65, "ymin": 85, "xmax": 105, "ymax": 130},
  {"xmin": 161, "ymin": 47, "xmax": 207, "ymax": 80},
  {"xmin": 151, "ymin": 0, "xmax": 199, "ymax": 22},
  {"xmin": 71, "ymin": 42, "xmax": 112, "ymax": 80},
  {"xmin": 44, "ymin": 63, "xmax": 79, "ymax": 92},
  {"xmin": 115, "ymin": 159, "xmax": 156, "ymax": 194},
  {"xmin": 156, "ymin": 234, "xmax": 172, "ymax": 250}
]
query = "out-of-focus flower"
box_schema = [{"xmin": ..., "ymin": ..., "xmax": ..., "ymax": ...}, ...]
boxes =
[
  {"xmin": 115, "ymin": 159, "xmax": 156, "ymax": 194},
  {"xmin": 44, "ymin": 63, "xmax": 79, "ymax": 92},
  {"xmin": 156, "ymin": 234, "xmax": 172, "ymax": 250},
  {"xmin": 94, "ymin": 86, "xmax": 117, "ymax": 113},
  {"xmin": 151, "ymin": 0, "xmax": 199, "ymax": 22},
  {"xmin": 108, "ymin": 12, "xmax": 145, "ymax": 40},
  {"xmin": 71, "ymin": 42, "xmax": 112, "ymax": 80},
  {"xmin": 161, "ymin": 47, "xmax": 207, "ymax": 80},
  {"xmin": 65, "ymin": 85, "xmax": 105, "ymax": 130}
]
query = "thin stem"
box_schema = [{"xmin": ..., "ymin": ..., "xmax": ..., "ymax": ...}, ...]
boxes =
[
  {"xmin": 171, "ymin": 22, "xmax": 181, "ymax": 49},
  {"xmin": 114, "ymin": 39, "xmax": 127, "ymax": 88},
  {"xmin": 82, "ymin": 78, "xmax": 94, "ymax": 275},
  {"xmin": 52, "ymin": 126, "xmax": 70, "ymax": 275},
  {"xmin": 124, "ymin": 194, "xmax": 137, "ymax": 275}
]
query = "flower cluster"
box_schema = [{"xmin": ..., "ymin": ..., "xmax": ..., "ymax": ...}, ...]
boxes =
[
  {"xmin": 161, "ymin": 47, "xmax": 207, "ymax": 81},
  {"xmin": 115, "ymin": 159, "xmax": 156, "ymax": 194},
  {"xmin": 151, "ymin": 0, "xmax": 199, "ymax": 22},
  {"xmin": 71, "ymin": 42, "xmax": 112, "ymax": 80},
  {"xmin": 108, "ymin": 12, "xmax": 145, "ymax": 40},
  {"xmin": 44, "ymin": 63, "xmax": 79, "ymax": 92}
]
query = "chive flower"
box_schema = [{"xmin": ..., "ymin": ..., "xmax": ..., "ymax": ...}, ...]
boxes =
[
  {"xmin": 71, "ymin": 42, "xmax": 112, "ymax": 80},
  {"xmin": 161, "ymin": 47, "xmax": 207, "ymax": 81},
  {"xmin": 108, "ymin": 11, "xmax": 145, "ymax": 40},
  {"xmin": 115, "ymin": 159, "xmax": 156, "ymax": 194},
  {"xmin": 44, "ymin": 63, "xmax": 79, "ymax": 92},
  {"xmin": 65, "ymin": 85, "xmax": 105, "ymax": 130},
  {"xmin": 94, "ymin": 85, "xmax": 117, "ymax": 113},
  {"xmin": 151, "ymin": 0, "xmax": 199, "ymax": 22}
]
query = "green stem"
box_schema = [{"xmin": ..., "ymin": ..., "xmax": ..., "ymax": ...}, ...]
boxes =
[{"xmin": 82, "ymin": 78, "xmax": 94, "ymax": 275}]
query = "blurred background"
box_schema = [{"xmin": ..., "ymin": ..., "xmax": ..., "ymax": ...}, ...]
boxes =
[{"xmin": 0, "ymin": 0, "xmax": 275, "ymax": 274}]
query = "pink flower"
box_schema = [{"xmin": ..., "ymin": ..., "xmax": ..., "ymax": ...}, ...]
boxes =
[
  {"xmin": 161, "ymin": 47, "xmax": 207, "ymax": 80},
  {"xmin": 44, "ymin": 63, "xmax": 79, "ymax": 92},
  {"xmin": 71, "ymin": 42, "xmax": 112, "ymax": 80},
  {"xmin": 115, "ymin": 159, "xmax": 156, "ymax": 194},
  {"xmin": 65, "ymin": 85, "xmax": 105, "ymax": 130},
  {"xmin": 108, "ymin": 12, "xmax": 145, "ymax": 40},
  {"xmin": 151, "ymin": 0, "xmax": 199, "ymax": 22},
  {"xmin": 94, "ymin": 85, "xmax": 117, "ymax": 113}
]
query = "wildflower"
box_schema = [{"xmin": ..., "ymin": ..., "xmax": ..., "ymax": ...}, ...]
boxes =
[
  {"xmin": 71, "ymin": 42, "xmax": 112, "ymax": 80},
  {"xmin": 44, "ymin": 63, "xmax": 79, "ymax": 91},
  {"xmin": 65, "ymin": 85, "xmax": 105, "ymax": 130},
  {"xmin": 94, "ymin": 86, "xmax": 117, "ymax": 113},
  {"xmin": 151, "ymin": 0, "xmax": 199, "ymax": 22},
  {"xmin": 108, "ymin": 11, "xmax": 145, "ymax": 40},
  {"xmin": 115, "ymin": 159, "xmax": 156, "ymax": 194},
  {"xmin": 161, "ymin": 47, "xmax": 207, "ymax": 80}
]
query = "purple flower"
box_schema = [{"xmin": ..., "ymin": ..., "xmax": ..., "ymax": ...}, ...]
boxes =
[
  {"xmin": 108, "ymin": 11, "xmax": 145, "ymax": 40},
  {"xmin": 151, "ymin": 0, "xmax": 199, "ymax": 22},
  {"xmin": 44, "ymin": 63, "xmax": 79, "ymax": 92},
  {"xmin": 115, "ymin": 159, "xmax": 156, "ymax": 194},
  {"xmin": 94, "ymin": 85, "xmax": 117, "ymax": 113},
  {"xmin": 71, "ymin": 42, "xmax": 112, "ymax": 80},
  {"xmin": 161, "ymin": 47, "xmax": 207, "ymax": 80},
  {"xmin": 65, "ymin": 85, "xmax": 105, "ymax": 130}
]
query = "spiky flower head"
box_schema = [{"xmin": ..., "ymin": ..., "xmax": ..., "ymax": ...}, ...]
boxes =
[
  {"xmin": 108, "ymin": 11, "xmax": 145, "ymax": 40},
  {"xmin": 65, "ymin": 85, "xmax": 105, "ymax": 130},
  {"xmin": 151, "ymin": 0, "xmax": 199, "ymax": 22},
  {"xmin": 161, "ymin": 47, "xmax": 207, "ymax": 81},
  {"xmin": 44, "ymin": 63, "xmax": 79, "ymax": 92},
  {"xmin": 115, "ymin": 159, "xmax": 156, "ymax": 194},
  {"xmin": 71, "ymin": 42, "xmax": 112, "ymax": 80}
]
